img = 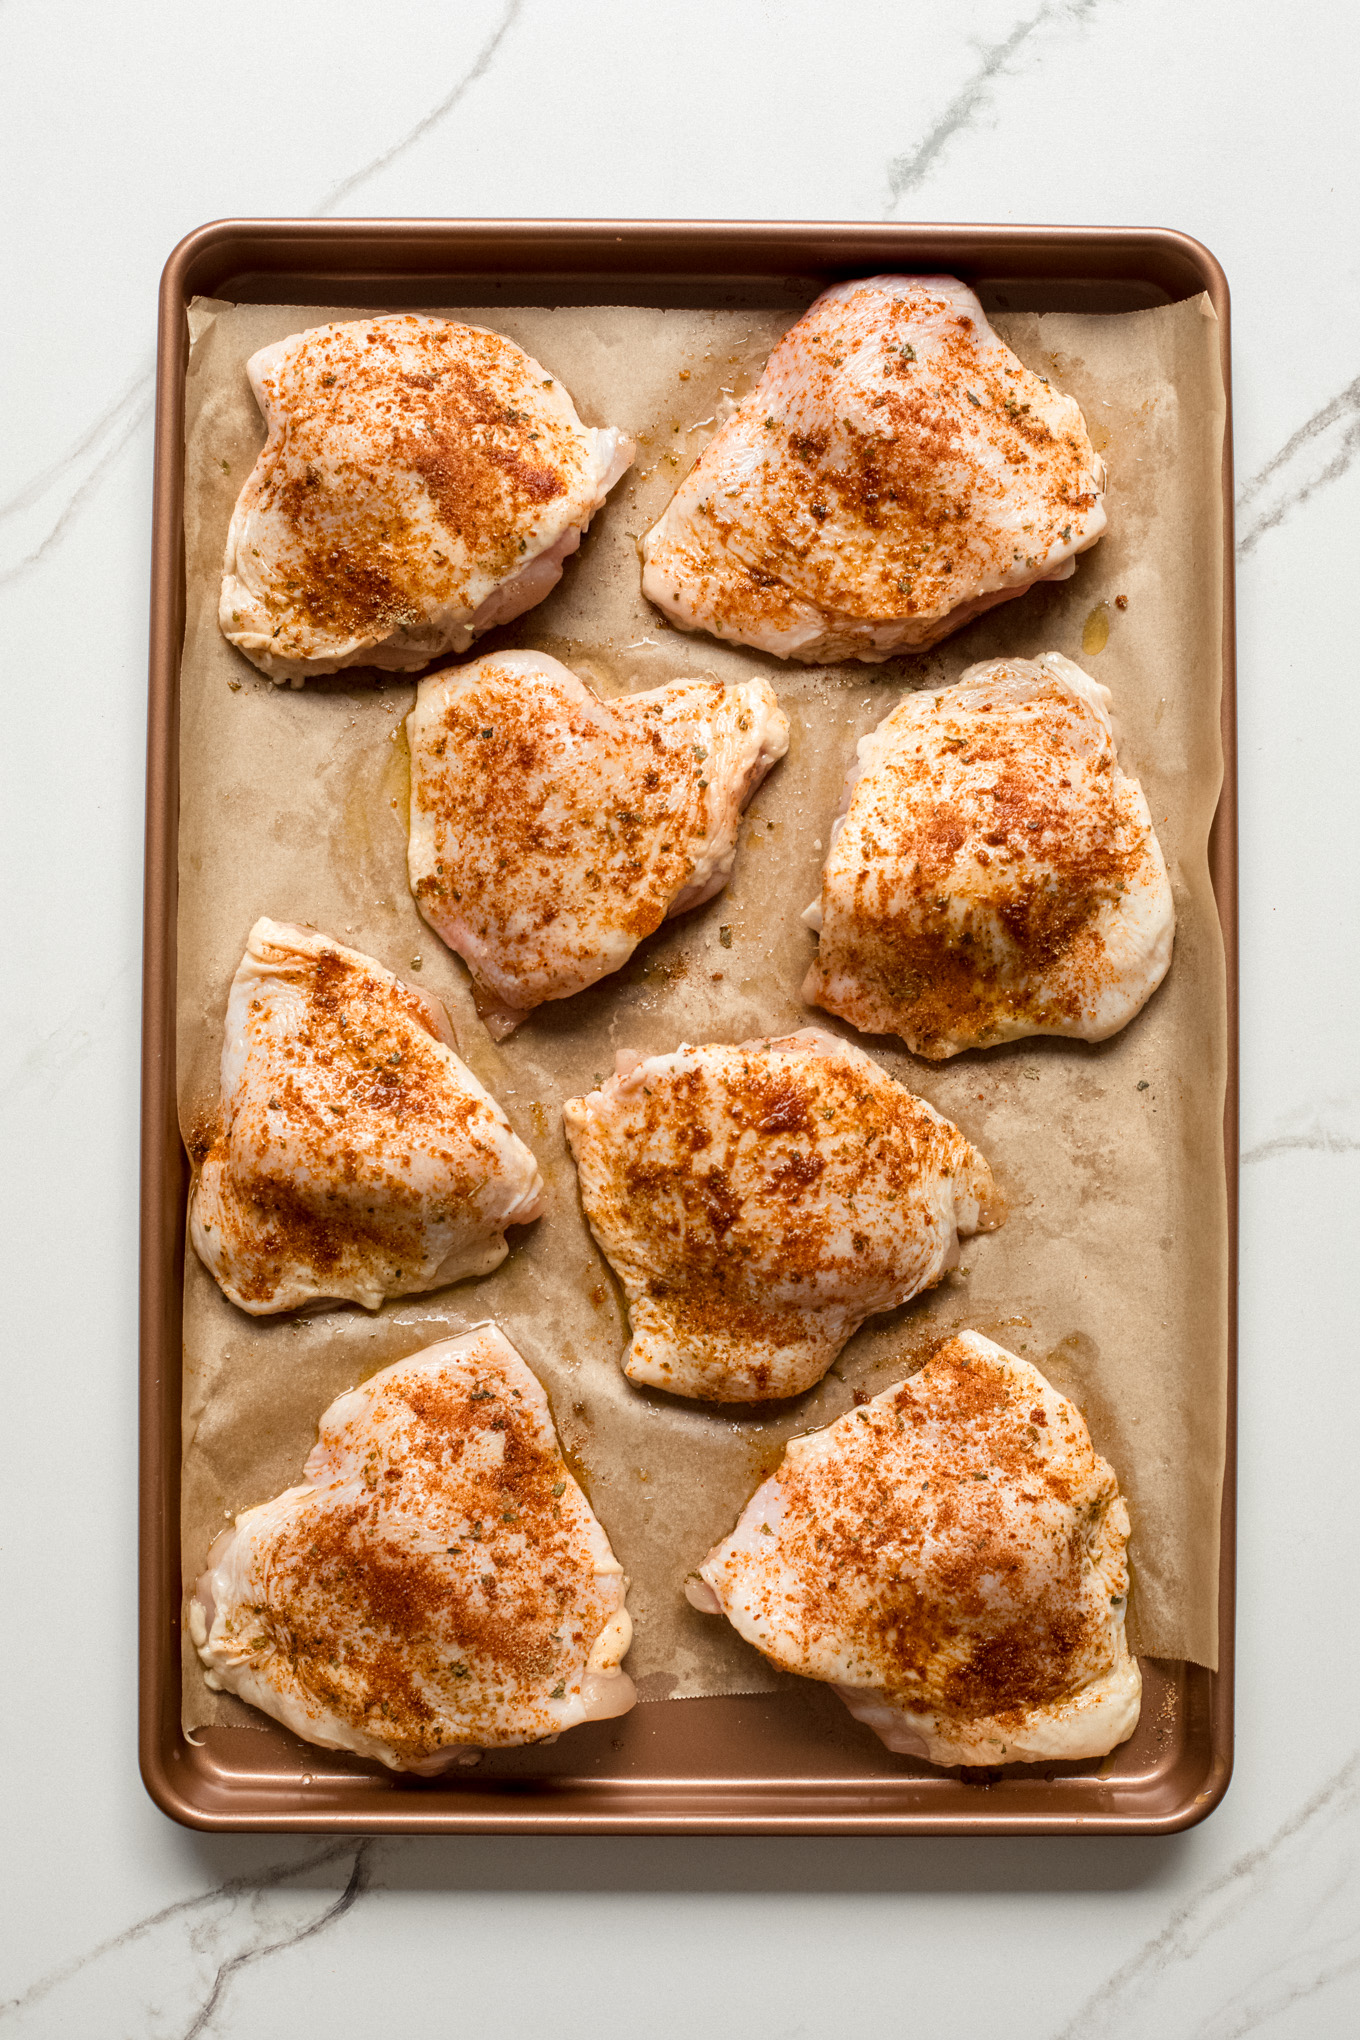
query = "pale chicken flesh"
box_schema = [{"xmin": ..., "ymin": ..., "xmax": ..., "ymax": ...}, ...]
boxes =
[
  {"xmin": 220, "ymin": 314, "xmax": 634, "ymax": 683},
  {"xmin": 190, "ymin": 1326, "xmax": 635, "ymax": 1770},
  {"xmin": 804, "ymin": 653, "xmax": 1175, "ymax": 1057},
  {"xmin": 406, "ymin": 650, "xmax": 789, "ymax": 1038},
  {"xmin": 564, "ymin": 1028, "xmax": 999, "ymax": 1402},
  {"xmin": 641, "ymin": 274, "xmax": 1105, "ymax": 662},
  {"xmin": 190, "ymin": 919, "xmax": 543, "ymax": 1314},
  {"xmin": 688, "ymin": 1331, "xmax": 1140, "ymax": 1767}
]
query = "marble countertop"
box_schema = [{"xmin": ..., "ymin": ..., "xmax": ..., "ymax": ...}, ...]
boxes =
[{"xmin": 4, "ymin": 1, "xmax": 1358, "ymax": 2033}]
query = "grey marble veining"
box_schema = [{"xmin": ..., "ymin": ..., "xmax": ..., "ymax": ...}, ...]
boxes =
[
  {"xmin": 0, "ymin": 372, "xmax": 152, "ymax": 587},
  {"xmin": 4, "ymin": 0, "xmax": 1360, "ymax": 2034},
  {"xmin": 0, "ymin": 1843, "xmax": 370, "ymax": 2039},
  {"xmin": 315, "ymin": 0, "xmax": 526, "ymax": 216},
  {"xmin": 1236, "ymin": 371, "xmax": 1360, "ymax": 557},
  {"xmin": 1241, "ymin": 1124, "xmax": 1360, "ymax": 1167},
  {"xmin": 885, "ymin": 0, "xmax": 1109, "ymax": 208},
  {"xmin": 1058, "ymin": 1752, "xmax": 1360, "ymax": 2037}
]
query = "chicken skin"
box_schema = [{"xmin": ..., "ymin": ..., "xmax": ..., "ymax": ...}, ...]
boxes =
[
  {"xmin": 190, "ymin": 919, "xmax": 543, "ymax": 1314},
  {"xmin": 641, "ymin": 275, "xmax": 1104, "ymax": 662},
  {"xmin": 564, "ymin": 1028, "xmax": 999, "ymax": 1402},
  {"xmin": 687, "ymin": 1331, "xmax": 1140, "ymax": 1767},
  {"xmin": 406, "ymin": 650, "xmax": 789, "ymax": 1038},
  {"xmin": 220, "ymin": 314, "xmax": 634, "ymax": 683},
  {"xmin": 189, "ymin": 1326, "xmax": 635, "ymax": 1770},
  {"xmin": 804, "ymin": 654, "xmax": 1174, "ymax": 1057}
]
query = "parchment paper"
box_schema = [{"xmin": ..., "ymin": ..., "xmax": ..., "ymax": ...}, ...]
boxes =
[{"xmin": 178, "ymin": 290, "xmax": 1228, "ymax": 1735}]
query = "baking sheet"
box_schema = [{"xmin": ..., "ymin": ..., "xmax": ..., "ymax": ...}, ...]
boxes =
[{"xmin": 177, "ymin": 290, "xmax": 1227, "ymax": 1736}]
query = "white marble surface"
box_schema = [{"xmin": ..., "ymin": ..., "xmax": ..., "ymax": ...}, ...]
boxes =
[{"xmin": 3, "ymin": 1, "xmax": 1359, "ymax": 2033}]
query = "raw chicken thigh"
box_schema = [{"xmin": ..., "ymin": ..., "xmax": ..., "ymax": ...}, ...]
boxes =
[
  {"xmin": 190, "ymin": 1326, "xmax": 635, "ymax": 1770},
  {"xmin": 220, "ymin": 314, "xmax": 634, "ymax": 683},
  {"xmin": 406, "ymin": 649, "xmax": 788, "ymax": 1038},
  {"xmin": 564, "ymin": 1028, "xmax": 999, "ymax": 1402},
  {"xmin": 190, "ymin": 919, "xmax": 543, "ymax": 1314},
  {"xmin": 688, "ymin": 1331, "xmax": 1140, "ymax": 1767},
  {"xmin": 642, "ymin": 275, "xmax": 1104, "ymax": 662},
  {"xmin": 804, "ymin": 653, "xmax": 1174, "ymax": 1057}
]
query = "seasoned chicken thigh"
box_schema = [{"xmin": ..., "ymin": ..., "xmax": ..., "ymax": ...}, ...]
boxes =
[
  {"xmin": 804, "ymin": 654, "xmax": 1174, "ymax": 1057},
  {"xmin": 190, "ymin": 919, "xmax": 543, "ymax": 1314},
  {"xmin": 564, "ymin": 1028, "xmax": 999, "ymax": 1401},
  {"xmin": 688, "ymin": 1331, "xmax": 1140, "ymax": 1767},
  {"xmin": 220, "ymin": 314, "xmax": 634, "ymax": 683},
  {"xmin": 407, "ymin": 650, "xmax": 788, "ymax": 1038},
  {"xmin": 190, "ymin": 1326, "xmax": 635, "ymax": 1770},
  {"xmin": 642, "ymin": 275, "xmax": 1104, "ymax": 662}
]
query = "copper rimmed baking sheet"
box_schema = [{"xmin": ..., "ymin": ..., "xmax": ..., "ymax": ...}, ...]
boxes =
[{"xmin": 141, "ymin": 219, "xmax": 1236, "ymax": 1833}]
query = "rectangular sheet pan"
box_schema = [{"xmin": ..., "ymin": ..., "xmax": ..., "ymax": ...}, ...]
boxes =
[{"xmin": 141, "ymin": 219, "xmax": 1237, "ymax": 1833}]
